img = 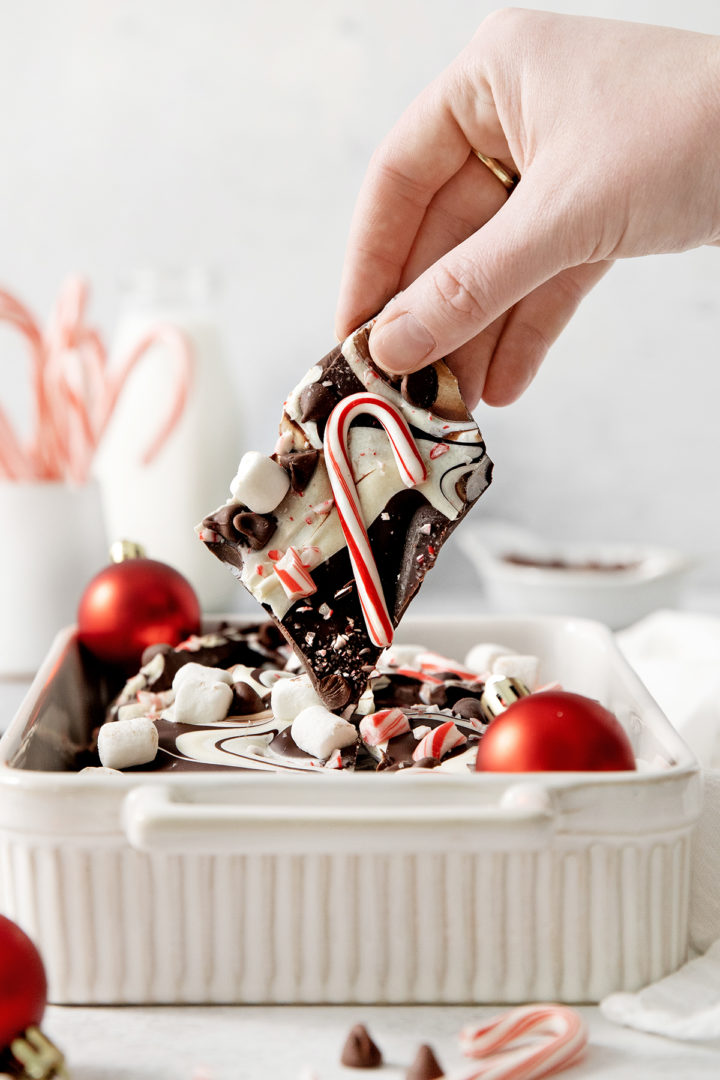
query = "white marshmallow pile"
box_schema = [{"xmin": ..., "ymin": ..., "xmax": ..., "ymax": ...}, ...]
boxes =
[
  {"xmin": 98, "ymin": 716, "xmax": 159, "ymax": 770},
  {"xmin": 230, "ymin": 451, "xmax": 290, "ymax": 514},
  {"xmin": 291, "ymin": 705, "xmax": 358, "ymax": 760}
]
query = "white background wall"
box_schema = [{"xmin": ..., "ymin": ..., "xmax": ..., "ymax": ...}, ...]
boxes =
[{"xmin": 1, "ymin": 0, "xmax": 719, "ymax": 603}]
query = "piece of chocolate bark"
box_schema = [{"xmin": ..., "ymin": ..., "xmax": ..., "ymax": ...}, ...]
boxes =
[{"xmin": 199, "ymin": 324, "xmax": 492, "ymax": 708}]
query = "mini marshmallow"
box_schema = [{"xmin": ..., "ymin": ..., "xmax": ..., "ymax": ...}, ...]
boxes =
[
  {"xmin": 381, "ymin": 642, "xmax": 425, "ymax": 669},
  {"xmin": 271, "ymin": 673, "xmax": 324, "ymax": 724},
  {"xmin": 464, "ymin": 641, "xmax": 514, "ymax": 675},
  {"xmin": 172, "ymin": 663, "xmax": 234, "ymax": 691},
  {"xmin": 97, "ymin": 717, "xmax": 159, "ymax": 770},
  {"xmin": 291, "ymin": 706, "xmax": 358, "ymax": 760},
  {"xmin": 230, "ymin": 451, "xmax": 290, "ymax": 514},
  {"xmin": 492, "ymin": 654, "xmax": 540, "ymax": 689},
  {"xmin": 118, "ymin": 702, "xmax": 151, "ymax": 722},
  {"xmin": 174, "ymin": 678, "xmax": 233, "ymax": 725}
]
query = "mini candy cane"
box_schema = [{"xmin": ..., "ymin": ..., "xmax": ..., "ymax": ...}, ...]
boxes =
[
  {"xmin": 412, "ymin": 719, "xmax": 466, "ymax": 761},
  {"xmin": 394, "ymin": 667, "xmax": 445, "ymax": 685},
  {"xmin": 274, "ymin": 546, "xmax": 317, "ymax": 599},
  {"xmin": 456, "ymin": 1005, "xmax": 588, "ymax": 1080},
  {"xmin": 416, "ymin": 651, "xmax": 483, "ymax": 681},
  {"xmin": 324, "ymin": 392, "xmax": 427, "ymax": 647},
  {"xmin": 359, "ymin": 707, "xmax": 410, "ymax": 746}
]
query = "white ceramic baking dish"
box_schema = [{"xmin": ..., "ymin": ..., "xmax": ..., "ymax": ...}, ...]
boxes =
[{"xmin": 0, "ymin": 615, "xmax": 702, "ymax": 1005}]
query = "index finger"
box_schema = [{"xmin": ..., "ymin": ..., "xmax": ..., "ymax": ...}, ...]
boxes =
[{"xmin": 334, "ymin": 60, "xmax": 504, "ymax": 339}]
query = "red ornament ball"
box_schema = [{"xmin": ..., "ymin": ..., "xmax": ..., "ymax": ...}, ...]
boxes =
[
  {"xmin": 77, "ymin": 545, "xmax": 201, "ymax": 669},
  {"xmin": 0, "ymin": 914, "xmax": 47, "ymax": 1049},
  {"xmin": 475, "ymin": 690, "xmax": 636, "ymax": 772}
]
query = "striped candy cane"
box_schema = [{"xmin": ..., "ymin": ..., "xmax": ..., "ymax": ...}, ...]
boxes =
[
  {"xmin": 456, "ymin": 1005, "xmax": 588, "ymax": 1080},
  {"xmin": 323, "ymin": 393, "xmax": 427, "ymax": 647}
]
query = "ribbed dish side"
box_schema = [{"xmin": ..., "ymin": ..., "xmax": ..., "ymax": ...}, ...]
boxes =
[{"xmin": 0, "ymin": 833, "xmax": 691, "ymax": 1004}]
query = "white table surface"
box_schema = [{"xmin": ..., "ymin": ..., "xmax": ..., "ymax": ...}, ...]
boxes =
[
  {"xmin": 41, "ymin": 1003, "xmax": 720, "ymax": 1078},
  {"xmin": 4, "ymin": 592, "xmax": 720, "ymax": 1078}
]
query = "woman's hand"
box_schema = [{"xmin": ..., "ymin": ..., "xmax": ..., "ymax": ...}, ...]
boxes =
[{"xmin": 335, "ymin": 9, "xmax": 720, "ymax": 407}]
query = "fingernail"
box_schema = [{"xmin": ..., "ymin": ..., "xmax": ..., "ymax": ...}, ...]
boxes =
[{"xmin": 370, "ymin": 312, "xmax": 436, "ymax": 374}]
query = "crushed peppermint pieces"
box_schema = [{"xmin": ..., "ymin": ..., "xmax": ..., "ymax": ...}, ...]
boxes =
[
  {"xmin": 412, "ymin": 720, "xmax": 467, "ymax": 761},
  {"xmin": 359, "ymin": 707, "xmax": 411, "ymax": 746}
]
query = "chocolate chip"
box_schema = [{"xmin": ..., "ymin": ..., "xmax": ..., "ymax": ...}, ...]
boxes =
[
  {"xmin": 340, "ymin": 1024, "xmax": 383, "ymax": 1069},
  {"xmin": 423, "ymin": 684, "xmax": 447, "ymax": 708},
  {"xmin": 276, "ymin": 449, "xmax": 319, "ymax": 492},
  {"xmin": 452, "ymin": 696, "xmax": 485, "ymax": 721},
  {"xmin": 299, "ymin": 381, "xmax": 339, "ymax": 423},
  {"xmin": 412, "ymin": 757, "xmax": 439, "ymax": 770},
  {"xmin": 141, "ymin": 643, "xmax": 173, "ymax": 666},
  {"xmin": 406, "ymin": 1044, "xmax": 444, "ymax": 1080},
  {"xmin": 318, "ymin": 673, "xmax": 351, "ymax": 710},
  {"xmin": 231, "ymin": 682, "xmax": 267, "ymax": 715},
  {"xmin": 202, "ymin": 504, "xmax": 237, "ymax": 542},
  {"xmin": 401, "ymin": 366, "xmax": 438, "ymax": 409},
  {"xmin": 232, "ymin": 511, "xmax": 277, "ymax": 551},
  {"xmin": 318, "ymin": 343, "xmax": 343, "ymax": 370},
  {"xmin": 257, "ymin": 620, "xmax": 286, "ymax": 650}
]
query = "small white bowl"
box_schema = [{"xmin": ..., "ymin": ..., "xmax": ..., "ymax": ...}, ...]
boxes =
[{"xmin": 458, "ymin": 523, "xmax": 691, "ymax": 630}]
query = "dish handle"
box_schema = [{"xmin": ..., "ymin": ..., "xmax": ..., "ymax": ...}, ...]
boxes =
[{"xmin": 122, "ymin": 783, "xmax": 556, "ymax": 855}]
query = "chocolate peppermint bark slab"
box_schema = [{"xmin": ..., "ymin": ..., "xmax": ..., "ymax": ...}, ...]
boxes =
[{"xmin": 199, "ymin": 324, "xmax": 492, "ymax": 708}]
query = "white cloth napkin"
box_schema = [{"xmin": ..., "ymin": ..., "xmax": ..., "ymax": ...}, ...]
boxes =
[
  {"xmin": 600, "ymin": 610, "xmax": 720, "ymax": 1038},
  {"xmin": 601, "ymin": 939, "xmax": 720, "ymax": 1039}
]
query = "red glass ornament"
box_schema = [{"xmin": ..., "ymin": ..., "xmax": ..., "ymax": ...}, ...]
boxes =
[
  {"xmin": 77, "ymin": 544, "xmax": 201, "ymax": 669},
  {"xmin": 0, "ymin": 915, "xmax": 47, "ymax": 1050},
  {"xmin": 475, "ymin": 689, "xmax": 636, "ymax": 772}
]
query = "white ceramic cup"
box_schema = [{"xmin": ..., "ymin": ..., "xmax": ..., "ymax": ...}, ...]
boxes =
[{"xmin": 0, "ymin": 480, "xmax": 108, "ymax": 676}]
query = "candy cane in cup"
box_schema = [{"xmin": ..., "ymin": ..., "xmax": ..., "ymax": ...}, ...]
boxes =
[
  {"xmin": 0, "ymin": 280, "xmax": 192, "ymax": 483},
  {"xmin": 323, "ymin": 392, "xmax": 426, "ymax": 647}
]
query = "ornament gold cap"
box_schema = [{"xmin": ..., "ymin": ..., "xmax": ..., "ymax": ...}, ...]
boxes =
[
  {"xmin": 480, "ymin": 676, "xmax": 531, "ymax": 721},
  {"xmin": 109, "ymin": 539, "xmax": 146, "ymax": 564},
  {"xmin": 4, "ymin": 1026, "xmax": 69, "ymax": 1079}
]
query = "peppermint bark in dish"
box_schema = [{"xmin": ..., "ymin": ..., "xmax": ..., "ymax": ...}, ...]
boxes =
[{"xmin": 199, "ymin": 324, "xmax": 493, "ymax": 708}]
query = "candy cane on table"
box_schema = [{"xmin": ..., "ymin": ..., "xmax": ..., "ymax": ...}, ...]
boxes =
[
  {"xmin": 453, "ymin": 1005, "xmax": 588, "ymax": 1080},
  {"xmin": 323, "ymin": 392, "xmax": 427, "ymax": 648},
  {"xmin": 97, "ymin": 323, "xmax": 193, "ymax": 467}
]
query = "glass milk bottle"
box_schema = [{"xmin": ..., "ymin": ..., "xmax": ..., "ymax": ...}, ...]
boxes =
[{"xmin": 94, "ymin": 269, "xmax": 241, "ymax": 612}]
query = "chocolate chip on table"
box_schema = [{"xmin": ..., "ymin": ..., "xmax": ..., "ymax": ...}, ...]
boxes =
[
  {"xmin": 276, "ymin": 448, "xmax": 319, "ymax": 492},
  {"xmin": 299, "ymin": 381, "xmax": 339, "ymax": 423},
  {"xmin": 406, "ymin": 1043, "xmax": 444, "ymax": 1080},
  {"xmin": 340, "ymin": 1024, "xmax": 383, "ymax": 1069},
  {"xmin": 401, "ymin": 366, "xmax": 439, "ymax": 409}
]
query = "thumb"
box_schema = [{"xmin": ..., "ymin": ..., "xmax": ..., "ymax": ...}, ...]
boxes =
[{"xmin": 368, "ymin": 176, "xmax": 576, "ymax": 374}]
